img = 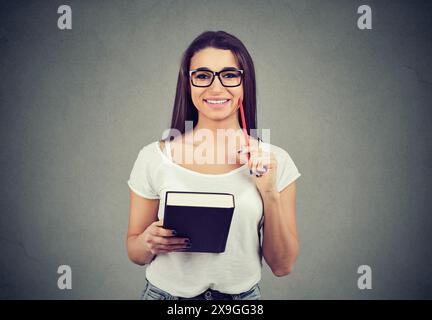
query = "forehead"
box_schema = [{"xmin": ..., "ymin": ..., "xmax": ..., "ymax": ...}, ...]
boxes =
[{"xmin": 190, "ymin": 47, "xmax": 239, "ymax": 70}]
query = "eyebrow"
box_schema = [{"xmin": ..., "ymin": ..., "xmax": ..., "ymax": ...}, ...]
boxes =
[{"xmin": 193, "ymin": 67, "xmax": 240, "ymax": 72}]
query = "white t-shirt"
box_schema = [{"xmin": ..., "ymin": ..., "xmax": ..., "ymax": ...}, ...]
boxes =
[{"xmin": 127, "ymin": 139, "xmax": 301, "ymax": 298}]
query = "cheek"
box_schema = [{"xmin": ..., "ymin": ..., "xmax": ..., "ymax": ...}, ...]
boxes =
[
  {"xmin": 234, "ymin": 86, "xmax": 244, "ymax": 96},
  {"xmin": 191, "ymin": 89, "xmax": 206, "ymax": 107},
  {"xmin": 231, "ymin": 88, "xmax": 244, "ymax": 100}
]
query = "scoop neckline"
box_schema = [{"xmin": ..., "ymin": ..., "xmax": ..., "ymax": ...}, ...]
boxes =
[{"xmin": 154, "ymin": 141, "xmax": 248, "ymax": 177}]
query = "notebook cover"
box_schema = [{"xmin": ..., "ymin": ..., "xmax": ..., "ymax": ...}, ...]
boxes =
[{"xmin": 163, "ymin": 191, "xmax": 235, "ymax": 253}]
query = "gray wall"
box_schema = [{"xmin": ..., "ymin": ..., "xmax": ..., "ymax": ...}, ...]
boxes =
[{"xmin": 1, "ymin": 0, "xmax": 431, "ymax": 299}]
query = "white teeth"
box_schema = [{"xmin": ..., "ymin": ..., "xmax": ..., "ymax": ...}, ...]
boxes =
[{"xmin": 205, "ymin": 99, "xmax": 228, "ymax": 104}]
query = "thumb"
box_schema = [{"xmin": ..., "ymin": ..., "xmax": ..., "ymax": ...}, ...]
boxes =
[{"xmin": 155, "ymin": 219, "xmax": 164, "ymax": 226}]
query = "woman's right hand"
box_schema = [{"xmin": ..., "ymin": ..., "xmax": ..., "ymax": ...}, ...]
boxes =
[{"xmin": 139, "ymin": 219, "xmax": 191, "ymax": 254}]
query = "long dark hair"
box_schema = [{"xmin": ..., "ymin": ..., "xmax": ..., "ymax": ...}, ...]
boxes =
[{"xmin": 165, "ymin": 31, "xmax": 258, "ymax": 141}]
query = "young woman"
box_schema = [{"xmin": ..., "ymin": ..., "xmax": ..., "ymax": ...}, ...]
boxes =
[{"xmin": 126, "ymin": 31, "xmax": 301, "ymax": 300}]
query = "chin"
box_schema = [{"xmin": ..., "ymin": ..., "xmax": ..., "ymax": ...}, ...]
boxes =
[{"xmin": 203, "ymin": 107, "xmax": 237, "ymax": 121}]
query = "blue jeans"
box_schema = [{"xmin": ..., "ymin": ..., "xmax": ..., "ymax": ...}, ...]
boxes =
[{"xmin": 140, "ymin": 279, "xmax": 261, "ymax": 300}]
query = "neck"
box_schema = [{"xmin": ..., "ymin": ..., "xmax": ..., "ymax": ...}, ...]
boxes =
[
  {"xmin": 194, "ymin": 116, "xmax": 242, "ymax": 135},
  {"xmin": 184, "ymin": 113, "xmax": 248, "ymax": 148}
]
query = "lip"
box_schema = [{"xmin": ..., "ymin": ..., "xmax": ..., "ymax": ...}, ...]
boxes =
[{"xmin": 203, "ymin": 98, "xmax": 231, "ymax": 109}]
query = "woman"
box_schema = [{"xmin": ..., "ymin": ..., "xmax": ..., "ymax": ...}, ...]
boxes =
[{"xmin": 126, "ymin": 31, "xmax": 301, "ymax": 300}]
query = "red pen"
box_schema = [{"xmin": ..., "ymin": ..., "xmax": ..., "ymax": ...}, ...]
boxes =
[{"xmin": 238, "ymin": 97, "xmax": 250, "ymax": 161}]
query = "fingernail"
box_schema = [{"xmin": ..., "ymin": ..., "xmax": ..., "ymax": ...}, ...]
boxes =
[
  {"xmin": 172, "ymin": 230, "xmax": 177, "ymax": 236},
  {"xmin": 256, "ymin": 174, "xmax": 261, "ymax": 177},
  {"xmin": 249, "ymin": 170, "xmax": 253, "ymax": 175}
]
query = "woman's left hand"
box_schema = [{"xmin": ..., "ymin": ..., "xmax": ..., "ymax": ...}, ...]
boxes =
[{"xmin": 239, "ymin": 140, "xmax": 278, "ymax": 194}]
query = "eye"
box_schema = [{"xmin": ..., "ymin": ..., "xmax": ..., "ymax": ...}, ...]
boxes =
[
  {"xmin": 193, "ymin": 71, "xmax": 212, "ymax": 80},
  {"xmin": 222, "ymin": 72, "xmax": 241, "ymax": 78},
  {"xmin": 196, "ymin": 73, "xmax": 210, "ymax": 79}
]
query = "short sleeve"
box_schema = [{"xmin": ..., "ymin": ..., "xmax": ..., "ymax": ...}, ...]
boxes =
[
  {"xmin": 127, "ymin": 145, "xmax": 160, "ymax": 199},
  {"xmin": 276, "ymin": 148, "xmax": 301, "ymax": 192}
]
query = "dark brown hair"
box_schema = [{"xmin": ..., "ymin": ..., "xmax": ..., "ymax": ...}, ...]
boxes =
[{"xmin": 165, "ymin": 31, "xmax": 258, "ymax": 140}]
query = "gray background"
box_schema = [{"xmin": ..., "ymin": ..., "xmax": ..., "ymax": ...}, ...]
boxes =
[{"xmin": 1, "ymin": 0, "xmax": 431, "ymax": 299}]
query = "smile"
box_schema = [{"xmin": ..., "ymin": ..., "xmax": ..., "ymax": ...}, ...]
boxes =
[{"xmin": 203, "ymin": 99, "xmax": 231, "ymax": 108}]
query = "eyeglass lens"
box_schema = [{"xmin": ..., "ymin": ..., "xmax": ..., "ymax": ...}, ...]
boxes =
[{"xmin": 191, "ymin": 70, "xmax": 242, "ymax": 87}]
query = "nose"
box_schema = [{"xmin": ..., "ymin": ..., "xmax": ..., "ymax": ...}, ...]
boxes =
[{"xmin": 209, "ymin": 75, "xmax": 225, "ymax": 91}]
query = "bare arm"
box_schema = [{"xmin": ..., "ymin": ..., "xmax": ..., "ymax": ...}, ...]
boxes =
[
  {"xmin": 126, "ymin": 191, "xmax": 159, "ymax": 265},
  {"xmin": 126, "ymin": 189, "xmax": 192, "ymax": 265},
  {"xmin": 242, "ymin": 139, "xmax": 300, "ymax": 277},
  {"xmin": 127, "ymin": 140, "xmax": 191, "ymax": 265},
  {"xmin": 261, "ymin": 182, "xmax": 299, "ymax": 276}
]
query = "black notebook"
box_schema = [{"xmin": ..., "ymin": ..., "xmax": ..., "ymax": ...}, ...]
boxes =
[{"xmin": 163, "ymin": 191, "xmax": 235, "ymax": 253}]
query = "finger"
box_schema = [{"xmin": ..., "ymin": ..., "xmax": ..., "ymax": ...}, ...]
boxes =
[
  {"xmin": 151, "ymin": 235, "xmax": 190, "ymax": 245},
  {"xmin": 249, "ymin": 156, "xmax": 260, "ymax": 176},
  {"xmin": 248, "ymin": 138, "xmax": 260, "ymax": 150},
  {"xmin": 254, "ymin": 159, "xmax": 264, "ymax": 177},
  {"xmin": 239, "ymin": 140, "xmax": 261, "ymax": 153},
  {"xmin": 256, "ymin": 166, "xmax": 268, "ymax": 174},
  {"xmin": 152, "ymin": 219, "xmax": 179, "ymax": 237},
  {"xmin": 239, "ymin": 146, "xmax": 261, "ymax": 165},
  {"xmin": 256, "ymin": 159, "xmax": 265, "ymax": 175},
  {"xmin": 154, "ymin": 224, "xmax": 178, "ymax": 237},
  {"xmin": 253, "ymin": 155, "xmax": 270, "ymax": 176},
  {"xmin": 154, "ymin": 243, "xmax": 191, "ymax": 251},
  {"xmin": 152, "ymin": 249, "xmax": 171, "ymax": 254},
  {"xmin": 256, "ymin": 155, "xmax": 270, "ymax": 173},
  {"xmin": 154, "ymin": 219, "xmax": 164, "ymax": 226},
  {"xmin": 240, "ymin": 145, "xmax": 260, "ymax": 156}
]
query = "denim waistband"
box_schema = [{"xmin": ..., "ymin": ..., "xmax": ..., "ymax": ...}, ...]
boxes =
[{"xmin": 143, "ymin": 279, "xmax": 261, "ymax": 300}]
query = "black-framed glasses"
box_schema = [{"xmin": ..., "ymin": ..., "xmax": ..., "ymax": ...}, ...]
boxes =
[{"xmin": 189, "ymin": 68, "xmax": 244, "ymax": 87}]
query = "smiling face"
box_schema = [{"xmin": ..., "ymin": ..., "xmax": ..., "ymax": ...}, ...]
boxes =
[{"xmin": 189, "ymin": 47, "xmax": 244, "ymax": 122}]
